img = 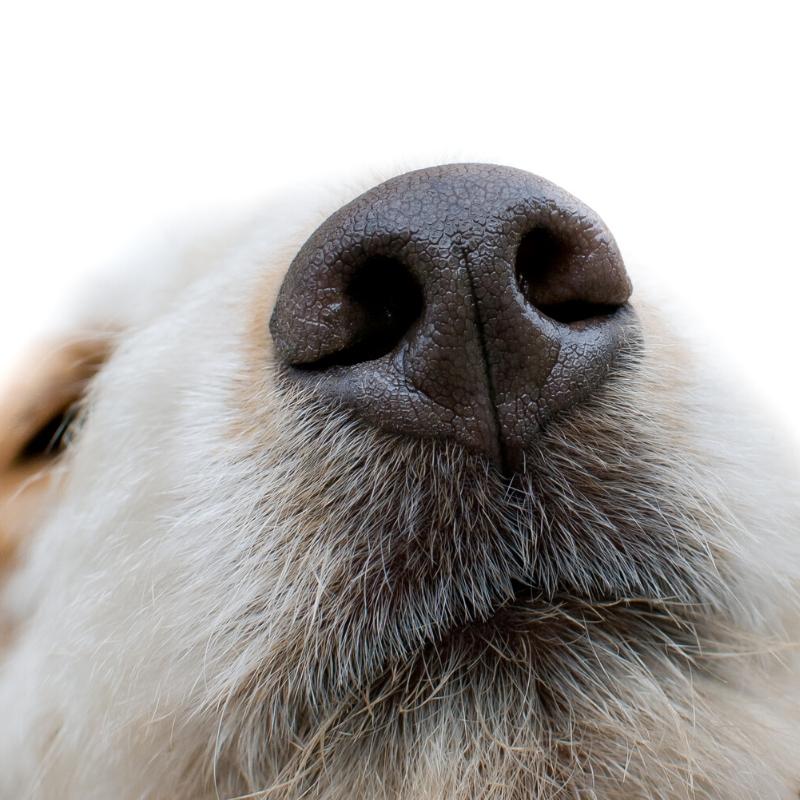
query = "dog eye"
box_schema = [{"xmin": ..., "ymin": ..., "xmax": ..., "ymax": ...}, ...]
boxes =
[{"xmin": 15, "ymin": 405, "xmax": 77, "ymax": 464}]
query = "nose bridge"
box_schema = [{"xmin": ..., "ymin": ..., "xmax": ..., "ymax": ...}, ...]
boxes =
[
  {"xmin": 270, "ymin": 163, "xmax": 634, "ymax": 472},
  {"xmin": 333, "ymin": 172, "xmax": 541, "ymax": 463},
  {"xmin": 402, "ymin": 242, "xmax": 504, "ymax": 463}
]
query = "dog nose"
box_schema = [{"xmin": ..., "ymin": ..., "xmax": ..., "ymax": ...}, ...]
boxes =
[{"xmin": 270, "ymin": 163, "xmax": 633, "ymax": 471}]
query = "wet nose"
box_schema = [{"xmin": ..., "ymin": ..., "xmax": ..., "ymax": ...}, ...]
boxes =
[{"xmin": 270, "ymin": 163, "xmax": 634, "ymax": 472}]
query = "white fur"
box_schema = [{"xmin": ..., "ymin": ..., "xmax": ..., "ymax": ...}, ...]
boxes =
[{"xmin": 1, "ymin": 172, "xmax": 799, "ymax": 799}]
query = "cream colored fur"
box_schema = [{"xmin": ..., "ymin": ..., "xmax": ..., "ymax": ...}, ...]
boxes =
[{"xmin": 0, "ymin": 172, "xmax": 798, "ymax": 799}]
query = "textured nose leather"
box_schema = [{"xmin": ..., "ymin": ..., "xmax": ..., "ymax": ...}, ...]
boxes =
[{"xmin": 271, "ymin": 163, "xmax": 634, "ymax": 471}]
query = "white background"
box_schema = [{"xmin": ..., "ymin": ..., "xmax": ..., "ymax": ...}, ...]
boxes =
[{"xmin": 1, "ymin": 1, "xmax": 798, "ymax": 433}]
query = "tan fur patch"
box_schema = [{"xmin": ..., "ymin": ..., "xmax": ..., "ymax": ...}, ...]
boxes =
[{"xmin": 0, "ymin": 336, "xmax": 110, "ymax": 575}]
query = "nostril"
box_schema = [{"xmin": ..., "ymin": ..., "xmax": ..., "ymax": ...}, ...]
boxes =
[
  {"xmin": 294, "ymin": 256, "xmax": 423, "ymax": 371},
  {"xmin": 515, "ymin": 227, "xmax": 622, "ymax": 326}
]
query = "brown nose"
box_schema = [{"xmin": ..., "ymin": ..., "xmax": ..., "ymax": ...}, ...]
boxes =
[{"xmin": 270, "ymin": 163, "xmax": 633, "ymax": 472}]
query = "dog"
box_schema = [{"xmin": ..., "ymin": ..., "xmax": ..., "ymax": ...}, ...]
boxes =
[{"xmin": 0, "ymin": 164, "xmax": 798, "ymax": 799}]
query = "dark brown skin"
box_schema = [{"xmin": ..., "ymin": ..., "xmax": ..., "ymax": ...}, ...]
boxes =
[{"xmin": 270, "ymin": 164, "xmax": 634, "ymax": 472}]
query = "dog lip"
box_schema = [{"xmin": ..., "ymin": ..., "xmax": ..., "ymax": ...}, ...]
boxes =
[{"xmin": 476, "ymin": 579, "xmax": 541, "ymax": 623}]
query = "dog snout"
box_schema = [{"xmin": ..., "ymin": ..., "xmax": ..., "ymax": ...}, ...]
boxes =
[{"xmin": 270, "ymin": 163, "xmax": 634, "ymax": 471}]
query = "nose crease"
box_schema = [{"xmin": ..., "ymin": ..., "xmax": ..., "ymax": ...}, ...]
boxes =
[{"xmin": 462, "ymin": 247, "xmax": 507, "ymax": 472}]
